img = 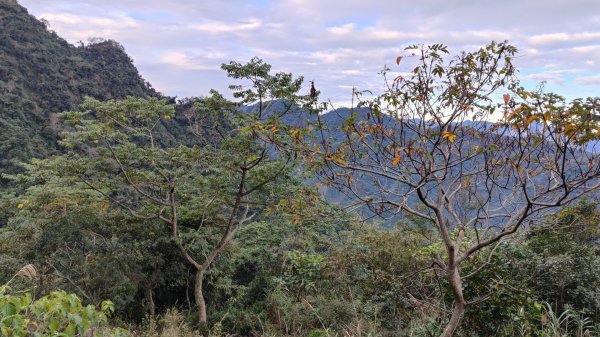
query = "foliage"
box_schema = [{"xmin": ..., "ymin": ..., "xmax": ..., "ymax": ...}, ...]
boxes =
[
  {"xmin": 1, "ymin": 155, "xmax": 178, "ymax": 318},
  {"xmin": 127, "ymin": 309, "xmax": 200, "ymax": 337},
  {"xmin": 0, "ymin": 0, "xmax": 157, "ymax": 188},
  {"xmin": 0, "ymin": 286, "xmax": 126, "ymax": 337},
  {"xmin": 2, "ymin": 51, "xmax": 310, "ymax": 324},
  {"xmin": 282, "ymin": 252, "xmax": 326, "ymax": 298},
  {"xmin": 521, "ymin": 201, "xmax": 600, "ymax": 319},
  {"xmin": 3, "ymin": 29, "xmax": 600, "ymax": 337},
  {"xmin": 270, "ymin": 41, "xmax": 600, "ymax": 336}
]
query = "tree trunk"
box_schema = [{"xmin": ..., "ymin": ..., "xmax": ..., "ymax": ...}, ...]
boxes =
[
  {"xmin": 144, "ymin": 283, "xmax": 155, "ymax": 317},
  {"xmin": 194, "ymin": 269, "xmax": 207, "ymax": 323},
  {"xmin": 439, "ymin": 263, "xmax": 467, "ymax": 337}
]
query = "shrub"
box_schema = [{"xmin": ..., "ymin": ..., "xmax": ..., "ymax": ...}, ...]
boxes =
[{"xmin": 0, "ymin": 286, "xmax": 126, "ymax": 336}]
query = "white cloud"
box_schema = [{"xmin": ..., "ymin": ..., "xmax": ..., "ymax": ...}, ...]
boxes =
[
  {"xmin": 570, "ymin": 45, "xmax": 600, "ymax": 53},
  {"xmin": 188, "ymin": 19, "xmax": 263, "ymax": 34},
  {"xmin": 160, "ymin": 52, "xmax": 216, "ymax": 70},
  {"xmin": 17, "ymin": 0, "xmax": 600, "ymax": 101},
  {"xmin": 42, "ymin": 12, "xmax": 138, "ymax": 26},
  {"xmin": 529, "ymin": 32, "xmax": 600, "ymax": 45},
  {"xmin": 575, "ymin": 75, "xmax": 600, "ymax": 85},
  {"xmin": 327, "ymin": 23, "xmax": 355, "ymax": 35},
  {"xmin": 526, "ymin": 69, "xmax": 579, "ymax": 85},
  {"xmin": 447, "ymin": 30, "xmax": 513, "ymax": 42}
]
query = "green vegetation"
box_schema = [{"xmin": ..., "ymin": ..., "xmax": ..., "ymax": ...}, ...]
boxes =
[
  {"xmin": 0, "ymin": 287, "xmax": 125, "ymax": 337},
  {"xmin": 273, "ymin": 41, "xmax": 600, "ymax": 336},
  {"xmin": 2, "ymin": 3, "xmax": 600, "ymax": 336},
  {"xmin": 0, "ymin": 0, "xmax": 156, "ymax": 178},
  {"xmin": 1, "ymin": 265, "xmax": 124, "ymax": 337}
]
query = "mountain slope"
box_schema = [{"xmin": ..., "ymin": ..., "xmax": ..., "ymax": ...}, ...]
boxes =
[{"xmin": 0, "ymin": 0, "xmax": 157, "ymax": 175}]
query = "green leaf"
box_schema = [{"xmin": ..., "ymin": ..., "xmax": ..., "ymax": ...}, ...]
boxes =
[
  {"xmin": 1, "ymin": 303, "xmax": 16, "ymax": 316},
  {"xmin": 63, "ymin": 323, "xmax": 77, "ymax": 337},
  {"xmin": 49, "ymin": 317, "xmax": 59, "ymax": 333}
]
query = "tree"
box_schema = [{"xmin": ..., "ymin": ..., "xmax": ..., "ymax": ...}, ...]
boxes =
[
  {"xmin": 32, "ymin": 58, "xmax": 310, "ymax": 325},
  {"xmin": 522, "ymin": 201, "xmax": 600, "ymax": 317},
  {"xmin": 2, "ymin": 164, "xmax": 176, "ymax": 318},
  {"xmin": 281, "ymin": 41, "xmax": 600, "ymax": 336}
]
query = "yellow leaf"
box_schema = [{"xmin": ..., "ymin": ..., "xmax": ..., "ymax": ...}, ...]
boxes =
[
  {"xmin": 17, "ymin": 203, "xmax": 24, "ymax": 209},
  {"xmin": 525, "ymin": 115, "xmax": 537, "ymax": 127},
  {"xmin": 564, "ymin": 124, "xmax": 579, "ymax": 134},
  {"xmin": 392, "ymin": 155, "xmax": 401, "ymax": 165},
  {"xmin": 442, "ymin": 131, "xmax": 457, "ymax": 143}
]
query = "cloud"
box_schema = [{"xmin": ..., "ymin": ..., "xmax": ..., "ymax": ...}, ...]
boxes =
[
  {"xmin": 35, "ymin": 12, "xmax": 142, "ymax": 41},
  {"xmin": 187, "ymin": 19, "xmax": 263, "ymax": 34},
  {"xmin": 570, "ymin": 45, "xmax": 600, "ymax": 53},
  {"xmin": 38, "ymin": 12, "xmax": 140, "ymax": 27},
  {"xmin": 160, "ymin": 52, "xmax": 217, "ymax": 70},
  {"xmin": 17, "ymin": 0, "xmax": 600, "ymax": 102},
  {"xmin": 529, "ymin": 32, "xmax": 600, "ymax": 45},
  {"xmin": 327, "ymin": 23, "xmax": 355, "ymax": 35},
  {"xmin": 526, "ymin": 69, "xmax": 579, "ymax": 85},
  {"xmin": 575, "ymin": 75, "xmax": 600, "ymax": 85}
]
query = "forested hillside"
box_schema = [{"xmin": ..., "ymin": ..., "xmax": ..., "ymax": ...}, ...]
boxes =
[
  {"xmin": 2, "ymin": 2, "xmax": 600, "ymax": 337},
  {"xmin": 0, "ymin": 0, "xmax": 156, "ymax": 175}
]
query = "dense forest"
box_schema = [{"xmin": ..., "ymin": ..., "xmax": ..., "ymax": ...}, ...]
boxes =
[{"xmin": 2, "ymin": 1, "xmax": 600, "ymax": 337}]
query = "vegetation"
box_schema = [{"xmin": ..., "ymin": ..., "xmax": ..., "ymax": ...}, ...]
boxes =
[
  {"xmin": 2, "ymin": 3, "xmax": 600, "ymax": 336},
  {"xmin": 0, "ymin": 0, "xmax": 157, "ymax": 182},
  {"xmin": 267, "ymin": 41, "xmax": 600, "ymax": 336},
  {"xmin": 1, "ymin": 265, "xmax": 125, "ymax": 336}
]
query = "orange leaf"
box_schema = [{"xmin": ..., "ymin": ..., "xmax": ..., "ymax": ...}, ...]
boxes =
[{"xmin": 396, "ymin": 56, "xmax": 403, "ymax": 65}]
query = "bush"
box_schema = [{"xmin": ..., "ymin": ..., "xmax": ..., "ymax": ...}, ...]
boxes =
[{"xmin": 0, "ymin": 286, "xmax": 126, "ymax": 336}]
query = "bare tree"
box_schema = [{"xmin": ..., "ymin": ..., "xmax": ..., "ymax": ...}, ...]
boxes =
[{"xmin": 287, "ymin": 42, "xmax": 600, "ymax": 336}]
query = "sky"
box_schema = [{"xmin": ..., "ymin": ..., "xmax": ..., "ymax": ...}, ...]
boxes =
[{"xmin": 19, "ymin": 0, "xmax": 600, "ymax": 106}]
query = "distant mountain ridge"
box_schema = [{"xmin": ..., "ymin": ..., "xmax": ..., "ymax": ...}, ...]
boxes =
[
  {"xmin": 0, "ymin": 0, "xmax": 157, "ymax": 176},
  {"xmin": 4, "ymin": 0, "xmax": 596, "ymax": 228}
]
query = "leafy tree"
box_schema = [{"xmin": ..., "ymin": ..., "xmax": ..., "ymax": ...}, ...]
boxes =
[
  {"xmin": 196, "ymin": 187, "xmax": 354, "ymax": 334},
  {"xmin": 277, "ymin": 41, "xmax": 600, "ymax": 336},
  {"xmin": 42, "ymin": 97, "xmax": 269, "ymax": 324},
  {"xmin": 14, "ymin": 56, "xmax": 311, "ymax": 325},
  {"xmin": 2, "ymin": 157, "xmax": 180, "ymax": 318},
  {"xmin": 522, "ymin": 201, "xmax": 600, "ymax": 318}
]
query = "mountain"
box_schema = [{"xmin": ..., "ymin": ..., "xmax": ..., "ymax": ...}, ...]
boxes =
[{"xmin": 0, "ymin": 0, "xmax": 157, "ymax": 176}]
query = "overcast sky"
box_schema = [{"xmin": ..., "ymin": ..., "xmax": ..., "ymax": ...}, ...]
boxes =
[{"xmin": 19, "ymin": 0, "xmax": 600, "ymax": 105}]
